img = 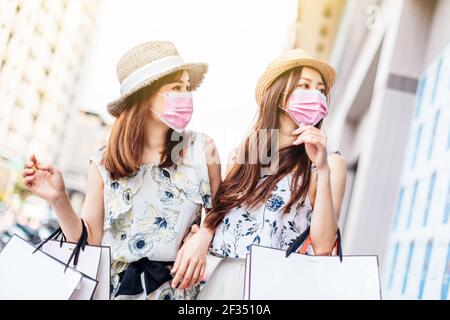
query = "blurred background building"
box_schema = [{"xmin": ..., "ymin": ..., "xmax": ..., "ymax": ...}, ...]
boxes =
[
  {"xmin": 292, "ymin": 0, "xmax": 449, "ymax": 299},
  {"xmin": 0, "ymin": 0, "xmax": 107, "ymax": 219}
]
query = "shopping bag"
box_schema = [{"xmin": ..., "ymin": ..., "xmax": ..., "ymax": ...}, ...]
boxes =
[
  {"xmin": 36, "ymin": 219, "xmax": 111, "ymax": 300},
  {"xmin": 245, "ymin": 227, "xmax": 381, "ymax": 300},
  {"xmin": 0, "ymin": 234, "xmax": 86, "ymax": 300}
]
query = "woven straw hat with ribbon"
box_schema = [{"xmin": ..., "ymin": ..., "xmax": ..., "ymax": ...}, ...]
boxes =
[
  {"xmin": 107, "ymin": 41, "xmax": 208, "ymax": 117},
  {"xmin": 255, "ymin": 48, "xmax": 337, "ymax": 106}
]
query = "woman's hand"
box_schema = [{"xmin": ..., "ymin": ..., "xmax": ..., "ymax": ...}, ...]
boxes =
[
  {"xmin": 171, "ymin": 226, "xmax": 214, "ymax": 289},
  {"xmin": 292, "ymin": 124, "xmax": 328, "ymax": 170},
  {"xmin": 182, "ymin": 224, "xmax": 199, "ymax": 244},
  {"xmin": 22, "ymin": 154, "xmax": 66, "ymax": 203}
]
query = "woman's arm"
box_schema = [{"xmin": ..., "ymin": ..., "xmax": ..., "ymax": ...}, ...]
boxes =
[
  {"xmin": 171, "ymin": 134, "xmax": 222, "ymax": 289},
  {"xmin": 309, "ymin": 153, "xmax": 346, "ymax": 255},
  {"xmin": 292, "ymin": 124, "xmax": 347, "ymax": 256},
  {"xmin": 23, "ymin": 155, "xmax": 105, "ymax": 245}
]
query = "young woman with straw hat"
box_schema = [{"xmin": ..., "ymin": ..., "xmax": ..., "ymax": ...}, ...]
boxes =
[
  {"xmin": 171, "ymin": 48, "xmax": 347, "ymax": 299},
  {"xmin": 22, "ymin": 41, "xmax": 221, "ymax": 300}
]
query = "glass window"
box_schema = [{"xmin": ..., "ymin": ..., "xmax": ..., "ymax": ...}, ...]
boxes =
[
  {"xmin": 415, "ymin": 77, "xmax": 426, "ymax": 118},
  {"xmin": 445, "ymin": 179, "xmax": 450, "ymax": 224},
  {"xmin": 423, "ymin": 172, "xmax": 436, "ymax": 227},
  {"xmin": 411, "ymin": 125, "xmax": 423, "ymax": 169},
  {"xmin": 402, "ymin": 241, "xmax": 415, "ymax": 294},
  {"xmin": 431, "ymin": 59, "xmax": 442, "ymax": 104},
  {"xmin": 388, "ymin": 242, "xmax": 400, "ymax": 290},
  {"xmin": 427, "ymin": 110, "xmax": 440, "ymax": 160},
  {"xmin": 418, "ymin": 239, "xmax": 433, "ymax": 299},
  {"xmin": 407, "ymin": 181, "xmax": 419, "ymax": 229},
  {"xmin": 392, "ymin": 187, "xmax": 405, "ymax": 230},
  {"xmin": 441, "ymin": 242, "xmax": 450, "ymax": 300}
]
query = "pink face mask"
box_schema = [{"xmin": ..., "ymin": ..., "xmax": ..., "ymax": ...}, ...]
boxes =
[
  {"xmin": 151, "ymin": 92, "xmax": 194, "ymax": 133},
  {"xmin": 280, "ymin": 89, "xmax": 328, "ymax": 126}
]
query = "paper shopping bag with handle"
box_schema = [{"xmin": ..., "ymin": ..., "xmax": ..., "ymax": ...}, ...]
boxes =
[
  {"xmin": 36, "ymin": 218, "xmax": 111, "ymax": 300},
  {"xmin": 244, "ymin": 227, "xmax": 381, "ymax": 300},
  {"xmin": 0, "ymin": 234, "xmax": 87, "ymax": 300}
]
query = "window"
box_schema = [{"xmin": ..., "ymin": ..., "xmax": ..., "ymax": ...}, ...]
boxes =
[
  {"xmin": 427, "ymin": 110, "xmax": 440, "ymax": 160},
  {"xmin": 423, "ymin": 172, "xmax": 436, "ymax": 227},
  {"xmin": 392, "ymin": 187, "xmax": 405, "ymax": 230},
  {"xmin": 388, "ymin": 242, "xmax": 400, "ymax": 289},
  {"xmin": 402, "ymin": 241, "xmax": 415, "ymax": 294},
  {"xmin": 431, "ymin": 59, "xmax": 442, "ymax": 105},
  {"xmin": 407, "ymin": 181, "xmax": 418, "ymax": 229},
  {"xmin": 445, "ymin": 179, "xmax": 450, "ymax": 224},
  {"xmin": 418, "ymin": 239, "xmax": 433, "ymax": 299},
  {"xmin": 415, "ymin": 77, "xmax": 426, "ymax": 118},
  {"xmin": 441, "ymin": 242, "xmax": 450, "ymax": 300},
  {"xmin": 411, "ymin": 125, "xmax": 422, "ymax": 169}
]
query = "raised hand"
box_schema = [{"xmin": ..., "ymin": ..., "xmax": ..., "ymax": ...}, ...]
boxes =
[
  {"xmin": 22, "ymin": 154, "xmax": 66, "ymax": 202},
  {"xmin": 292, "ymin": 123, "xmax": 329, "ymax": 171}
]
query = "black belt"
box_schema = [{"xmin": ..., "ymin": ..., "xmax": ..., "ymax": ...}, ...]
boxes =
[{"xmin": 115, "ymin": 258, "xmax": 174, "ymax": 297}]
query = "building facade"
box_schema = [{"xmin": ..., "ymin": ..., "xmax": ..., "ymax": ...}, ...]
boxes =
[
  {"xmin": 0, "ymin": 0, "xmax": 102, "ymax": 203},
  {"xmin": 311, "ymin": 0, "xmax": 450, "ymax": 299}
]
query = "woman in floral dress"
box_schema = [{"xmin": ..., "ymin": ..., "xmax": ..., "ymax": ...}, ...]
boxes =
[
  {"xmin": 171, "ymin": 48, "xmax": 347, "ymax": 299},
  {"xmin": 22, "ymin": 41, "xmax": 221, "ymax": 300}
]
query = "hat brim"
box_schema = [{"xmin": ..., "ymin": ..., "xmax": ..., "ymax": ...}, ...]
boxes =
[
  {"xmin": 107, "ymin": 62, "xmax": 208, "ymax": 117},
  {"xmin": 255, "ymin": 58, "xmax": 336, "ymax": 106}
]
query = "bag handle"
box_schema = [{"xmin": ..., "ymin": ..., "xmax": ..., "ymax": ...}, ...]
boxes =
[
  {"xmin": 33, "ymin": 218, "xmax": 89, "ymax": 271},
  {"xmin": 285, "ymin": 226, "xmax": 343, "ymax": 262}
]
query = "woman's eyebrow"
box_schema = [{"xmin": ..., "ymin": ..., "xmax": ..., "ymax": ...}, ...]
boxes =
[{"xmin": 299, "ymin": 77, "xmax": 324, "ymax": 86}]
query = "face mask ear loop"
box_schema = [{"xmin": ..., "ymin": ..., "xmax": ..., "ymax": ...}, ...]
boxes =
[
  {"xmin": 149, "ymin": 107, "xmax": 161, "ymax": 117},
  {"xmin": 149, "ymin": 92, "xmax": 167, "ymax": 116}
]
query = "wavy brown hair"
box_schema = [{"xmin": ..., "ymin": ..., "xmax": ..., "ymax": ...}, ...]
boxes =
[
  {"xmin": 204, "ymin": 67, "xmax": 330, "ymax": 230},
  {"xmin": 103, "ymin": 70, "xmax": 185, "ymax": 180}
]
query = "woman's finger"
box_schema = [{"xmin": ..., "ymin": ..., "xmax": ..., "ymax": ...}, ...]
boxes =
[
  {"xmin": 31, "ymin": 154, "xmax": 41, "ymax": 167},
  {"xmin": 37, "ymin": 164, "xmax": 56, "ymax": 174},
  {"xmin": 31, "ymin": 154, "xmax": 41, "ymax": 165},
  {"xmin": 171, "ymin": 248, "xmax": 183, "ymax": 274},
  {"xmin": 24, "ymin": 161, "xmax": 34, "ymax": 169},
  {"xmin": 23, "ymin": 175, "xmax": 35, "ymax": 185},
  {"xmin": 198, "ymin": 264, "xmax": 206, "ymax": 285},
  {"xmin": 22, "ymin": 168, "xmax": 35, "ymax": 177},
  {"xmin": 179, "ymin": 261, "xmax": 197, "ymax": 289},
  {"xmin": 189, "ymin": 263, "xmax": 203, "ymax": 288},
  {"xmin": 293, "ymin": 132, "xmax": 314, "ymax": 145},
  {"xmin": 172, "ymin": 258, "xmax": 189, "ymax": 289},
  {"xmin": 292, "ymin": 124, "xmax": 307, "ymax": 135}
]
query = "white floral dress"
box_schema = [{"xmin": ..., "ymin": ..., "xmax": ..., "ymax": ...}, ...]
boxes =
[
  {"xmin": 90, "ymin": 130, "xmax": 212, "ymax": 300},
  {"xmin": 210, "ymin": 150, "xmax": 341, "ymax": 258}
]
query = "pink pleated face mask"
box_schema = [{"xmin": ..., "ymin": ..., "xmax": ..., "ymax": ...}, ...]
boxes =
[
  {"xmin": 281, "ymin": 89, "xmax": 328, "ymax": 126},
  {"xmin": 151, "ymin": 92, "xmax": 194, "ymax": 133}
]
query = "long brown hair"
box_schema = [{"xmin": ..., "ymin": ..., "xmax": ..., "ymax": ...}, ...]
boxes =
[
  {"xmin": 103, "ymin": 70, "xmax": 185, "ymax": 180},
  {"xmin": 204, "ymin": 67, "xmax": 330, "ymax": 229}
]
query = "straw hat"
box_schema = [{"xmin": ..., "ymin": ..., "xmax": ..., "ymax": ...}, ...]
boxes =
[
  {"xmin": 107, "ymin": 41, "xmax": 208, "ymax": 117},
  {"xmin": 255, "ymin": 48, "xmax": 336, "ymax": 106}
]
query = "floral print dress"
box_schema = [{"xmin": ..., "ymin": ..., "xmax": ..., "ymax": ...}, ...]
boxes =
[
  {"xmin": 210, "ymin": 150, "xmax": 341, "ymax": 259},
  {"xmin": 90, "ymin": 130, "xmax": 212, "ymax": 300}
]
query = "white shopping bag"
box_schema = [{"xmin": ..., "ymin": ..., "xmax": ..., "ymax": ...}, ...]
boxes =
[
  {"xmin": 0, "ymin": 235, "xmax": 85, "ymax": 300},
  {"xmin": 36, "ymin": 219, "xmax": 111, "ymax": 300},
  {"xmin": 245, "ymin": 227, "xmax": 382, "ymax": 300},
  {"xmin": 243, "ymin": 254, "xmax": 250, "ymax": 300},
  {"xmin": 39, "ymin": 239, "xmax": 111, "ymax": 300}
]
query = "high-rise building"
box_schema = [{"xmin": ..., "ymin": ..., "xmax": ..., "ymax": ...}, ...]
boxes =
[
  {"xmin": 316, "ymin": 0, "xmax": 449, "ymax": 299},
  {"xmin": 0, "ymin": 0, "xmax": 102, "ymax": 201}
]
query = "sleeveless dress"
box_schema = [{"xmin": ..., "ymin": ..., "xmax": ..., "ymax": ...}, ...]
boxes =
[
  {"xmin": 197, "ymin": 150, "xmax": 341, "ymax": 300},
  {"xmin": 89, "ymin": 130, "xmax": 212, "ymax": 300}
]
